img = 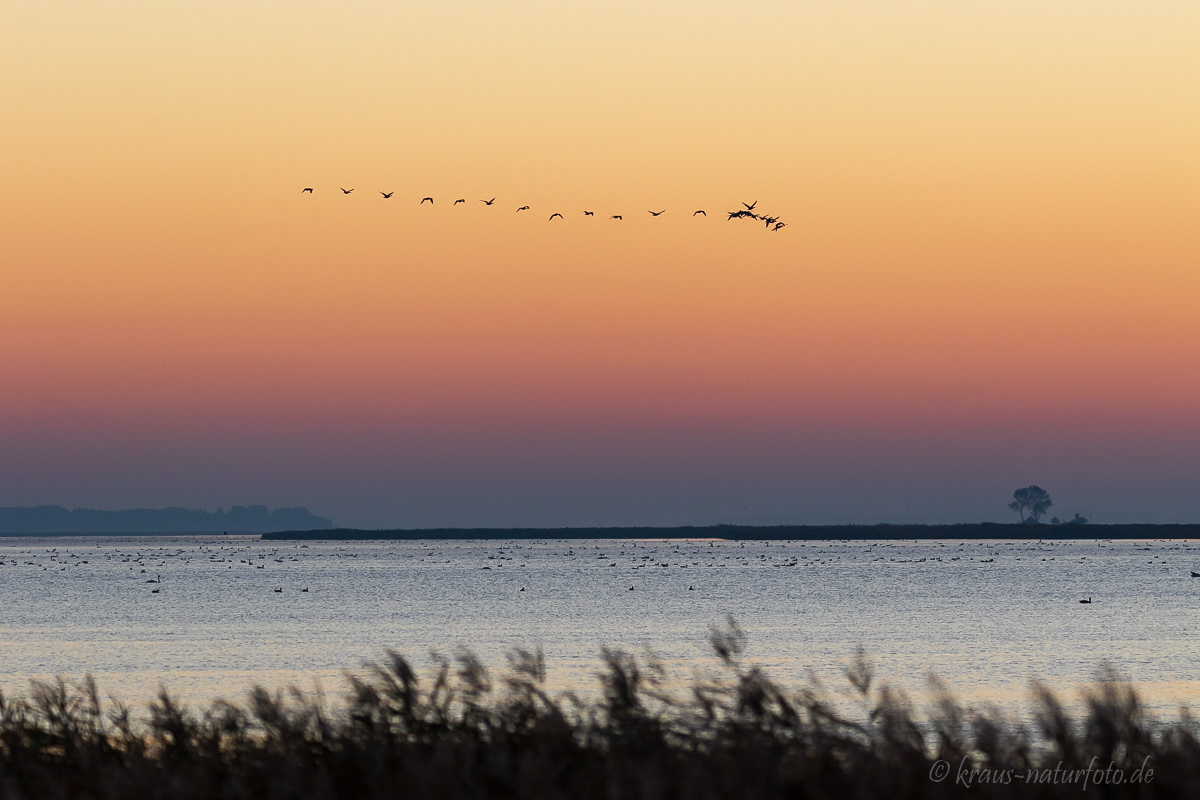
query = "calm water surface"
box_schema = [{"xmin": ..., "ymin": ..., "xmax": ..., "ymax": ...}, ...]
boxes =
[{"xmin": 2, "ymin": 536, "xmax": 1198, "ymax": 714}]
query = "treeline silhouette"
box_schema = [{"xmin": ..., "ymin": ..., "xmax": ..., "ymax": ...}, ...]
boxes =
[
  {"xmin": 0, "ymin": 505, "xmax": 333, "ymax": 534},
  {"xmin": 0, "ymin": 622, "xmax": 1193, "ymax": 798},
  {"xmin": 265, "ymin": 522, "xmax": 1200, "ymax": 541}
]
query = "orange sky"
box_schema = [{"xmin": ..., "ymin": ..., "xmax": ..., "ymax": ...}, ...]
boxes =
[{"xmin": 2, "ymin": 2, "xmax": 1198, "ymax": 525}]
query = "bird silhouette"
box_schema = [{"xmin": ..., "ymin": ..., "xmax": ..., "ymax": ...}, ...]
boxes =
[
  {"xmin": 583, "ymin": 211, "xmax": 594, "ymax": 216},
  {"xmin": 340, "ymin": 188, "xmax": 354, "ymax": 194},
  {"xmin": 648, "ymin": 210, "xmax": 666, "ymax": 216},
  {"xmin": 481, "ymin": 198, "xmax": 496, "ymax": 205},
  {"xmin": 420, "ymin": 197, "xmax": 434, "ymax": 204},
  {"xmin": 610, "ymin": 215, "xmax": 622, "ymax": 220},
  {"xmin": 772, "ymin": 222, "xmax": 786, "ymax": 231},
  {"xmin": 454, "ymin": 198, "xmax": 465, "ymax": 205},
  {"xmin": 380, "ymin": 191, "xmax": 394, "ymax": 199},
  {"xmin": 301, "ymin": 188, "xmax": 313, "ymax": 194},
  {"xmin": 742, "ymin": 200, "xmax": 757, "ymax": 211},
  {"xmin": 693, "ymin": 210, "xmax": 706, "ymax": 216},
  {"xmin": 549, "ymin": 213, "xmax": 563, "ymax": 221},
  {"xmin": 516, "ymin": 206, "xmax": 530, "ymax": 212}
]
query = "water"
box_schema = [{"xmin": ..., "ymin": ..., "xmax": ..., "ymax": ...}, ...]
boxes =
[{"xmin": 1, "ymin": 536, "xmax": 1198, "ymax": 715}]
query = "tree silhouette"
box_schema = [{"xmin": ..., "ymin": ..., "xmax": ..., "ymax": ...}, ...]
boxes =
[{"xmin": 1008, "ymin": 486, "xmax": 1053, "ymax": 524}]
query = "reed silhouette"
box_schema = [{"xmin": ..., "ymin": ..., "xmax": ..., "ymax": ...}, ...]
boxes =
[{"xmin": 0, "ymin": 621, "xmax": 1193, "ymax": 798}]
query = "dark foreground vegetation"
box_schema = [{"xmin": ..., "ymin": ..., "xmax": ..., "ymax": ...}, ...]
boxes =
[
  {"xmin": 264, "ymin": 522, "xmax": 1200, "ymax": 541},
  {"xmin": 1, "ymin": 623, "xmax": 1195, "ymax": 799}
]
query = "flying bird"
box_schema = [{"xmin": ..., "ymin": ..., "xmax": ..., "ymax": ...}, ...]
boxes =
[
  {"xmin": 454, "ymin": 198, "xmax": 465, "ymax": 205},
  {"xmin": 481, "ymin": 198, "xmax": 496, "ymax": 205},
  {"xmin": 516, "ymin": 206, "xmax": 530, "ymax": 212},
  {"xmin": 772, "ymin": 222, "xmax": 787, "ymax": 231},
  {"xmin": 340, "ymin": 188, "xmax": 354, "ymax": 194},
  {"xmin": 692, "ymin": 210, "xmax": 706, "ymax": 216},
  {"xmin": 380, "ymin": 191, "xmax": 394, "ymax": 199},
  {"xmin": 549, "ymin": 213, "xmax": 563, "ymax": 221},
  {"xmin": 420, "ymin": 197, "xmax": 434, "ymax": 204},
  {"xmin": 301, "ymin": 187, "xmax": 313, "ymax": 194},
  {"xmin": 742, "ymin": 200, "xmax": 757, "ymax": 211},
  {"xmin": 610, "ymin": 215, "xmax": 622, "ymax": 220},
  {"xmin": 582, "ymin": 211, "xmax": 594, "ymax": 216},
  {"xmin": 648, "ymin": 210, "xmax": 666, "ymax": 216}
]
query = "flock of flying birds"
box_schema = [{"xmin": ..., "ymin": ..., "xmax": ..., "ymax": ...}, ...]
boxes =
[{"xmin": 300, "ymin": 187, "xmax": 788, "ymax": 231}]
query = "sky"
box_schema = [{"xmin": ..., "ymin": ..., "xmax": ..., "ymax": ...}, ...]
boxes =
[{"xmin": 2, "ymin": 1, "xmax": 1198, "ymax": 527}]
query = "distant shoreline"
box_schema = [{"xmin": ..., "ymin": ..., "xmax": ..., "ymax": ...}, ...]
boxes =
[
  {"xmin": 261, "ymin": 523, "xmax": 1200, "ymax": 541},
  {"xmin": 0, "ymin": 532, "xmax": 263, "ymax": 538},
  {"xmin": 0, "ymin": 505, "xmax": 333, "ymax": 535}
]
